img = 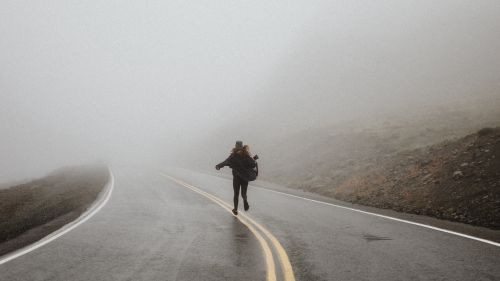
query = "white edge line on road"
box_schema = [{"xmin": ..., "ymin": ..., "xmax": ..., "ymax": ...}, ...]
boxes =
[
  {"xmin": 0, "ymin": 167, "xmax": 115, "ymax": 265},
  {"xmin": 254, "ymin": 186, "xmax": 500, "ymax": 247},
  {"xmin": 183, "ymin": 170, "xmax": 500, "ymax": 247}
]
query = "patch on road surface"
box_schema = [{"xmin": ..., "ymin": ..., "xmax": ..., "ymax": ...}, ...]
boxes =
[{"xmin": 363, "ymin": 234, "xmax": 393, "ymax": 242}]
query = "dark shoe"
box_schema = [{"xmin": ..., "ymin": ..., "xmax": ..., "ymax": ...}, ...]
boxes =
[
  {"xmin": 244, "ymin": 201, "xmax": 250, "ymax": 211},
  {"xmin": 232, "ymin": 209, "xmax": 238, "ymax": 216}
]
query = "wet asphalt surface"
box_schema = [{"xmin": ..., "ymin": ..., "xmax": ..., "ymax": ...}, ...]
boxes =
[{"xmin": 1, "ymin": 167, "xmax": 500, "ymax": 281}]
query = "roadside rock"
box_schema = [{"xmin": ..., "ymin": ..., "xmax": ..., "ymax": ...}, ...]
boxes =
[{"xmin": 453, "ymin": 171, "xmax": 464, "ymax": 179}]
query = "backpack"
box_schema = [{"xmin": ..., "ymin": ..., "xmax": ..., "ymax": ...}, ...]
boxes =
[
  {"xmin": 231, "ymin": 153, "xmax": 259, "ymax": 182},
  {"xmin": 247, "ymin": 162, "xmax": 258, "ymax": 182}
]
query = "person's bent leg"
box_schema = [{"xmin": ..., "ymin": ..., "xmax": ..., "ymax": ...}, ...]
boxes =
[{"xmin": 241, "ymin": 180, "xmax": 249, "ymax": 211}]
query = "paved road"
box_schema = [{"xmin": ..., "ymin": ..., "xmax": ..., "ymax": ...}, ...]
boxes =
[{"xmin": 1, "ymin": 167, "xmax": 499, "ymax": 281}]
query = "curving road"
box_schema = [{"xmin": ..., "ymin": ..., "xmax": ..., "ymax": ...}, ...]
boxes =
[{"xmin": 1, "ymin": 167, "xmax": 499, "ymax": 281}]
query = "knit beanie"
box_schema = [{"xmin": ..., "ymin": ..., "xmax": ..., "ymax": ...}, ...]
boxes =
[{"xmin": 235, "ymin": 141, "xmax": 243, "ymax": 149}]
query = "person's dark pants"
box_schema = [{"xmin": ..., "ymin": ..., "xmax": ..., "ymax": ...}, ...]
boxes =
[{"xmin": 233, "ymin": 175, "xmax": 248, "ymax": 210}]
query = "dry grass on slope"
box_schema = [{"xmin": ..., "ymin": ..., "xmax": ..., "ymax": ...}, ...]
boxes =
[{"xmin": 0, "ymin": 165, "xmax": 109, "ymax": 256}]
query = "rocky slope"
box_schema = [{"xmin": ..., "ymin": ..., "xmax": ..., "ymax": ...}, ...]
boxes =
[
  {"xmin": 333, "ymin": 127, "xmax": 500, "ymax": 228},
  {"xmin": 261, "ymin": 123, "xmax": 500, "ymax": 229}
]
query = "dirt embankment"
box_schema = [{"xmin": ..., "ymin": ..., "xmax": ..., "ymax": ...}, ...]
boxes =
[
  {"xmin": 0, "ymin": 165, "xmax": 109, "ymax": 256},
  {"xmin": 263, "ymin": 126, "xmax": 500, "ymax": 229},
  {"xmin": 333, "ymin": 127, "xmax": 500, "ymax": 228}
]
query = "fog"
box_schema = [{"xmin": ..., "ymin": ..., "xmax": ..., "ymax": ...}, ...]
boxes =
[{"xmin": 1, "ymin": 1, "xmax": 499, "ymax": 181}]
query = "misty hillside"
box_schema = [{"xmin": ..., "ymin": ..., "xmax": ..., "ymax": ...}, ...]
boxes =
[
  {"xmin": 0, "ymin": 165, "xmax": 108, "ymax": 256},
  {"xmin": 332, "ymin": 127, "xmax": 500, "ymax": 228},
  {"xmin": 259, "ymin": 108, "xmax": 500, "ymax": 228},
  {"xmin": 260, "ymin": 99, "xmax": 500, "ymax": 188}
]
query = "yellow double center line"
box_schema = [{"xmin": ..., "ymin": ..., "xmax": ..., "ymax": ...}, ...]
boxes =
[{"xmin": 161, "ymin": 174, "xmax": 295, "ymax": 281}]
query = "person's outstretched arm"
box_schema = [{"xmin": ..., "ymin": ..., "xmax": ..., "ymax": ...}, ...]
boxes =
[{"xmin": 215, "ymin": 155, "xmax": 231, "ymax": 170}]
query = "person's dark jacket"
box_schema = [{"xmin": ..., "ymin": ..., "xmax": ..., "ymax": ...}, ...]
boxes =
[{"xmin": 216, "ymin": 152, "xmax": 257, "ymax": 181}]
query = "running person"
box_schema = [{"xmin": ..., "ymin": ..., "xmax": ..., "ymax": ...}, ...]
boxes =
[{"xmin": 215, "ymin": 141, "xmax": 258, "ymax": 215}]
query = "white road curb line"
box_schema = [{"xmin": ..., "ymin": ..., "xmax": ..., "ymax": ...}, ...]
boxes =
[
  {"xmin": 197, "ymin": 169, "xmax": 500, "ymax": 248},
  {"xmin": 257, "ymin": 187, "xmax": 500, "ymax": 247},
  {"xmin": 0, "ymin": 167, "xmax": 115, "ymax": 265}
]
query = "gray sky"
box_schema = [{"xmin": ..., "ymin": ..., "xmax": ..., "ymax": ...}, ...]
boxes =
[{"xmin": 1, "ymin": 1, "xmax": 500, "ymax": 180}]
